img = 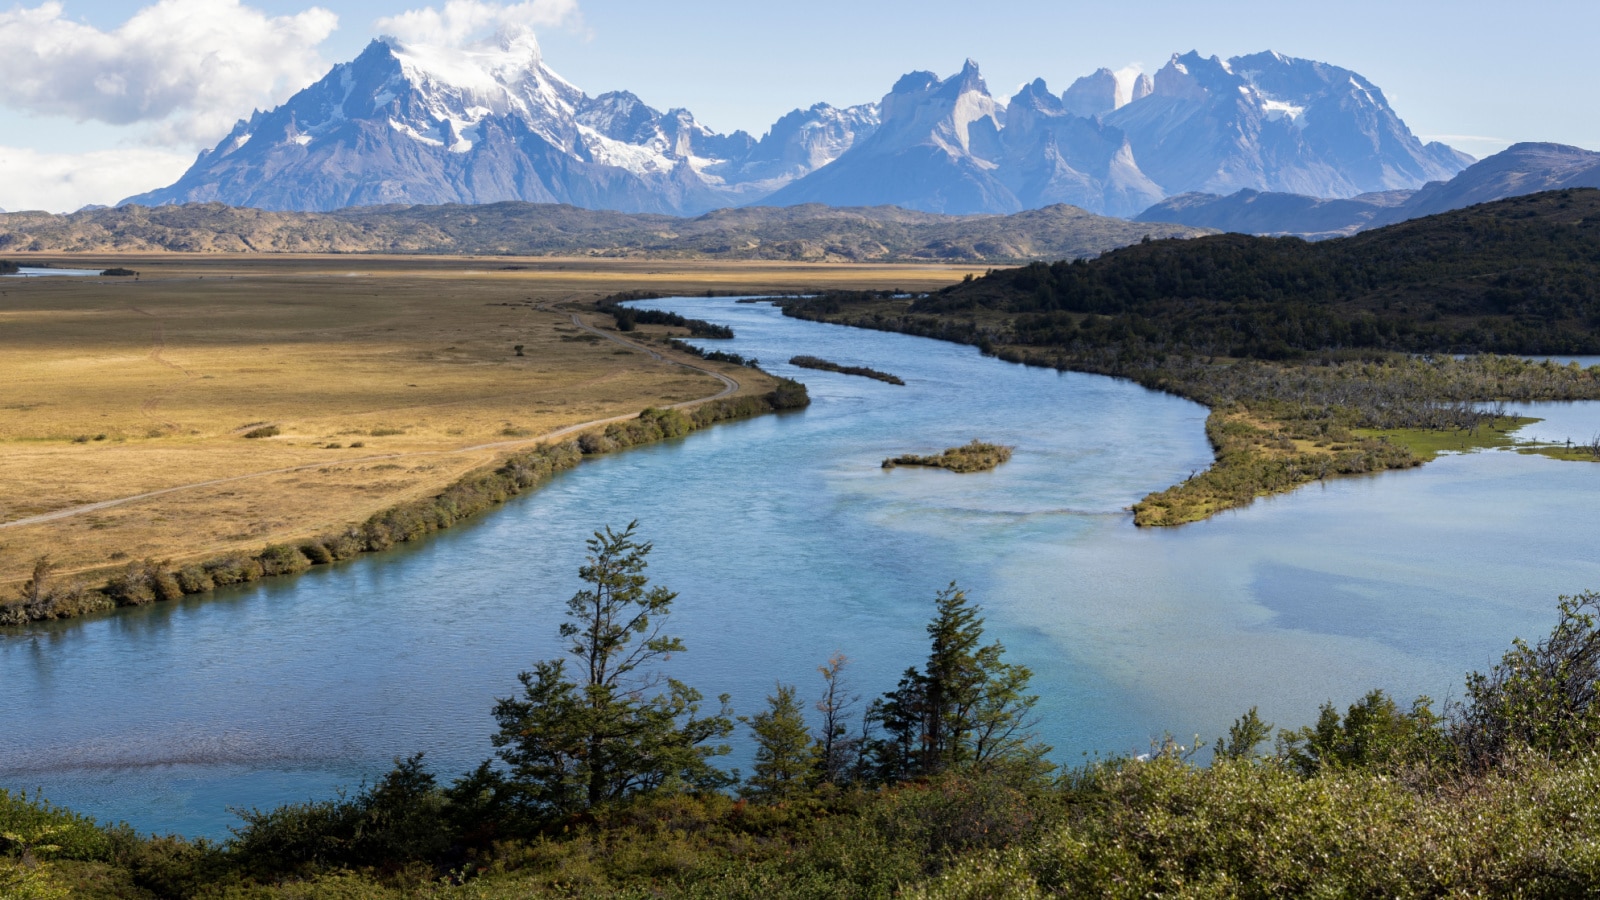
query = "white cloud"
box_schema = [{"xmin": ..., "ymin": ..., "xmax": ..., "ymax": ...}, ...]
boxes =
[
  {"xmin": 376, "ymin": 0, "xmax": 582, "ymax": 47},
  {"xmin": 0, "ymin": 145, "xmax": 194, "ymax": 213},
  {"xmin": 0, "ymin": 1, "xmax": 338, "ymax": 147}
]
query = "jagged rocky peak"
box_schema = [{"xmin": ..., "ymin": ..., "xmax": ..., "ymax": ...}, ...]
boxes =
[
  {"xmin": 1130, "ymin": 72, "xmax": 1154, "ymax": 102},
  {"xmin": 1151, "ymin": 51, "xmax": 1231, "ymax": 101},
  {"xmin": 1061, "ymin": 68, "xmax": 1125, "ymax": 118},
  {"xmin": 1006, "ymin": 78, "xmax": 1064, "ymax": 130},
  {"xmin": 734, "ymin": 102, "xmax": 880, "ymax": 177},
  {"xmin": 875, "ymin": 59, "xmax": 1002, "ymax": 159},
  {"xmin": 575, "ymin": 91, "xmax": 661, "ymax": 144},
  {"xmin": 940, "ymin": 58, "xmax": 990, "ymax": 97}
]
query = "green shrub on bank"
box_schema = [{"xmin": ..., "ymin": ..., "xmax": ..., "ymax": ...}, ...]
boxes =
[{"xmin": 0, "ymin": 791, "xmax": 110, "ymax": 862}]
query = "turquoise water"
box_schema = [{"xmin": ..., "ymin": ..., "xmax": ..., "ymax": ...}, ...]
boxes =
[{"xmin": 4, "ymin": 297, "xmax": 1599, "ymax": 838}]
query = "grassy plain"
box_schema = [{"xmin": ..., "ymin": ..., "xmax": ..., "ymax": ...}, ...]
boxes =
[
  {"xmin": 1354, "ymin": 416, "xmax": 1541, "ymax": 460},
  {"xmin": 0, "ymin": 254, "xmax": 974, "ymax": 592}
]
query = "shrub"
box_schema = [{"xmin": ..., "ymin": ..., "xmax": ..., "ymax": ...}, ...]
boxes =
[
  {"xmin": 0, "ymin": 791, "xmax": 110, "ymax": 862},
  {"xmin": 174, "ymin": 565, "xmax": 215, "ymax": 594},
  {"xmin": 578, "ymin": 431, "xmax": 619, "ymax": 455},
  {"xmin": 105, "ymin": 559, "xmax": 182, "ymax": 606},
  {"xmin": 242, "ymin": 426, "xmax": 280, "ymax": 439},
  {"xmin": 257, "ymin": 545, "xmax": 311, "ymax": 577},
  {"xmin": 298, "ymin": 541, "xmax": 335, "ymax": 565},
  {"xmin": 1453, "ymin": 591, "xmax": 1600, "ymax": 770},
  {"xmin": 204, "ymin": 554, "xmax": 264, "ymax": 586}
]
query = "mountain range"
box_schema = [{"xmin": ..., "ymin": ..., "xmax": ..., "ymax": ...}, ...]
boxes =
[
  {"xmin": 121, "ymin": 30, "xmax": 1471, "ymax": 218},
  {"xmin": 1136, "ymin": 142, "xmax": 1600, "ymax": 238}
]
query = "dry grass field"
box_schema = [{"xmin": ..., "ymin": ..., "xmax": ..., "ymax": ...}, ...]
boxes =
[{"xmin": 0, "ymin": 254, "xmax": 973, "ymax": 591}]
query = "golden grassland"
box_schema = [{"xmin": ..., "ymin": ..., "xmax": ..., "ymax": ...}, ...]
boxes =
[{"xmin": 0, "ymin": 254, "xmax": 975, "ymax": 592}]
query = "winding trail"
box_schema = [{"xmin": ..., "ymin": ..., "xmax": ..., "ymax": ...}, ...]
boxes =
[{"xmin": 0, "ymin": 311, "xmax": 742, "ymax": 531}]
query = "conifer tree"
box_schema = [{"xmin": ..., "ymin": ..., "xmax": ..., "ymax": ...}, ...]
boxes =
[
  {"xmin": 490, "ymin": 522, "xmax": 733, "ymax": 816},
  {"xmin": 740, "ymin": 683, "xmax": 817, "ymax": 800},
  {"xmin": 867, "ymin": 584, "xmax": 1050, "ymax": 781}
]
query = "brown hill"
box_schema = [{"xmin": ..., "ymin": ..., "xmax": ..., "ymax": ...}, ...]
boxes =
[{"xmin": 0, "ymin": 202, "xmax": 1209, "ymax": 263}]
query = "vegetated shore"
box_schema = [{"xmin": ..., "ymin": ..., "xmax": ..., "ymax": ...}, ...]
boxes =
[
  {"xmin": 778, "ymin": 191, "xmax": 1600, "ymax": 524},
  {"xmin": 0, "ymin": 255, "xmax": 972, "ymax": 625},
  {"xmin": 7, "ymin": 552, "xmax": 1600, "ymax": 898},
  {"xmin": 2, "ymin": 385, "xmax": 808, "ymax": 627},
  {"xmin": 782, "ymin": 293, "xmax": 1600, "ymax": 525}
]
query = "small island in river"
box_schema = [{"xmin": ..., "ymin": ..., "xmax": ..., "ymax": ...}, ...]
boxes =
[
  {"xmin": 883, "ymin": 439, "xmax": 1013, "ymax": 473},
  {"xmin": 790, "ymin": 355, "xmax": 905, "ymax": 385}
]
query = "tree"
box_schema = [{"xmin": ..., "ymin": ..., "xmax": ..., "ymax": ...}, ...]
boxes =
[
  {"xmin": 490, "ymin": 522, "xmax": 733, "ymax": 817},
  {"xmin": 814, "ymin": 652, "xmax": 862, "ymax": 785},
  {"xmin": 1278, "ymin": 690, "xmax": 1443, "ymax": 776},
  {"xmin": 1213, "ymin": 707, "xmax": 1273, "ymax": 761},
  {"xmin": 866, "ymin": 584, "xmax": 1050, "ymax": 782},
  {"xmin": 739, "ymin": 683, "xmax": 816, "ymax": 800},
  {"xmin": 1452, "ymin": 591, "xmax": 1600, "ymax": 770},
  {"xmin": 19, "ymin": 556, "xmax": 53, "ymax": 607}
]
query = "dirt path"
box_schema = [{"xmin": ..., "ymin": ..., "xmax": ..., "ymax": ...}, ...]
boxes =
[{"xmin": 0, "ymin": 315, "xmax": 742, "ymax": 531}]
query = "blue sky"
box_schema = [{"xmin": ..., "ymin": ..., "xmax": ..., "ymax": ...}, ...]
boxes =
[{"xmin": 2, "ymin": 0, "xmax": 1597, "ymax": 211}]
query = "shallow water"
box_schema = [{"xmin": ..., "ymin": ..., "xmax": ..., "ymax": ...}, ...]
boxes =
[
  {"xmin": 4, "ymin": 297, "xmax": 1599, "ymax": 838},
  {"xmin": 2, "ymin": 267, "xmax": 107, "ymax": 278}
]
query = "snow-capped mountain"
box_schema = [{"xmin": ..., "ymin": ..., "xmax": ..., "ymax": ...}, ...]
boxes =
[
  {"xmin": 124, "ymin": 39, "xmax": 1468, "ymax": 217},
  {"xmin": 122, "ymin": 27, "xmax": 875, "ymax": 214},
  {"xmin": 1104, "ymin": 51, "xmax": 1472, "ymax": 198},
  {"xmin": 760, "ymin": 51, "xmax": 1468, "ymax": 217},
  {"xmin": 764, "ymin": 61, "xmax": 1018, "ymax": 215}
]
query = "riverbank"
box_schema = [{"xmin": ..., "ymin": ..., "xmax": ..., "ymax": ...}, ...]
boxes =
[
  {"xmin": 9, "ymin": 575, "xmax": 1600, "ymax": 899},
  {"xmin": 0, "ymin": 256, "xmax": 969, "ymax": 608},
  {"xmin": 778, "ymin": 293, "xmax": 1600, "ymax": 525},
  {"xmin": 0, "ymin": 382, "xmax": 808, "ymax": 626}
]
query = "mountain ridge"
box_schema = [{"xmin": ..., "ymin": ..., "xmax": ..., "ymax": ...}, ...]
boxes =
[
  {"xmin": 123, "ymin": 35, "xmax": 1468, "ymax": 218},
  {"xmin": 1136, "ymin": 142, "xmax": 1600, "ymax": 238}
]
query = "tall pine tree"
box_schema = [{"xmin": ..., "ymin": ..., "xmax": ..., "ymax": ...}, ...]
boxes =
[
  {"xmin": 490, "ymin": 522, "xmax": 733, "ymax": 817},
  {"xmin": 867, "ymin": 584, "xmax": 1050, "ymax": 780}
]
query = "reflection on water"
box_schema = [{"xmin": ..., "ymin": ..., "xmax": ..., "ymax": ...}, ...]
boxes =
[{"xmin": 3, "ymin": 297, "xmax": 1599, "ymax": 838}]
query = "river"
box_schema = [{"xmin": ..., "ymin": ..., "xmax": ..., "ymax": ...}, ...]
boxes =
[{"xmin": 3, "ymin": 296, "xmax": 1598, "ymax": 838}]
